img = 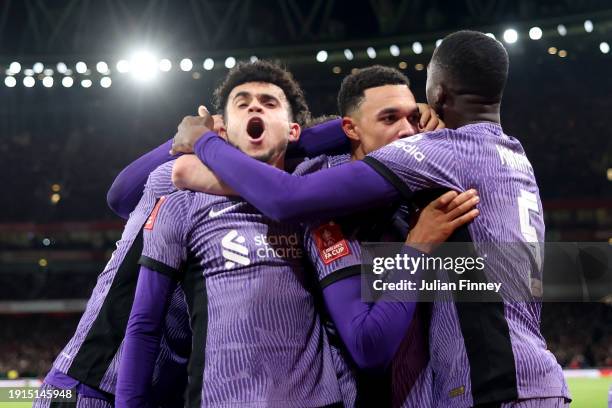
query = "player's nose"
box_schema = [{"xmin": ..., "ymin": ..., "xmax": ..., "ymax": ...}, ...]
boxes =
[
  {"xmin": 397, "ymin": 117, "xmax": 418, "ymax": 138},
  {"xmin": 248, "ymin": 101, "xmax": 264, "ymax": 113}
]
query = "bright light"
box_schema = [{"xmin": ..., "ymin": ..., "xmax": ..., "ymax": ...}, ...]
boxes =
[
  {"xmin": 96, "ymin": 61, "xmax": 109, "ymax": 74},
  {"xmin": 42, "ymin": 238, "xmax": 51, "ymax": 246},
  {"xmin": 23, "ymin": 76, "xmax": 35, "ymax": 87},
  {"xmin": 389, "ymin": 44, "xmax": 400, "ymax": 57},
  {"xmin": 81, "ymin": 79, "xmax": 92, "ymax": 88},
  {"xmin": 56, "ymin": 62, "xmax": 67, "ymax": 73},
  {"xmin": 412, "ymin": 42, "xmax": 423, "ymax": 54},
  {"xmin": 558, "ymin": 50, "xmax": 567, "ymax": 58},
  {"xmin": 343, "ymin": 49, "xmax": 354, "ymax": 60},
  {"xmin": 485, "ymin": 33, "xmax": 496, "ymax": 39},
  {"xmin": 503, "ymin": 29, "xmax": 518, "ymax": 44},
  {"xmin": 557, "ymin": 24, "xmax": 567, "ymax": 36},
  {"xmin": 584, "ymin": 20, "xmax": 594, "ymax": 33},
  {"xmin": 250, "ymin": 56, "xmax": 258, "ymax": 62},
  {"xmin": 42, "ymin": 77, "xmax": 53, "ymax": 87},
  {"xmin": 180, "ymin": 58, "xmax": 193, "ymax": 71},
  {"xmin": 4, "ymin": 76, "xmax": 16, "ymax": 87},
  {"xmin": 9, "ymin": 62, "xmax": 21, "ymax": 74},
  {"xmin": 435, "ymin": 39, "xmax": 443, "ymax": 47},
  {"xmin": 131, "ymin": 51, "xmax": 158, "ymax": 81},
  {"xmin": 316, "ymin": 50, "xmax": 328, "ymax": 62},
  {"xmin": 600, "ymin": 42, "xmax": 610, "ymax": 54},
  {"xmin": 159, "ymin": 59, "xmax": 172, "ymax": 72},
  {"xmin": 529, "ymin": 27, "xmax": 542, "ymax": 40},
  {"xmin": 116, "ymin": 59, "xmax": 130, "ymax": 73},
  {"xmin": 100, "ymin": 77, "xmax": 112, "ymax": 88},
  {"xmin": 548, "ymin": 47, "xmax": 558, "ymax": 55},
  {"xmin": 332, "ymin": 66, "xmax": 341, "ymax": 74},
  {"xmin": 24, "ymin": 69, "xmax": 34, "ymax": 76},
  {"xmin": 415, "ymin": 63, "xmax": 424, "ymax": 71},
  {"xmin": 225, "ymin": 57, "xmax": 236, "ymax": 68},
  {"xmin": 62, "ymin": 77, "xmax": 74, "ymax": 87},
  {"xmin": 75, "ymin": 61, "xmax": 87, "ymax": 74},
  {"xmin": 203, "ymin": 58, "xmax": 214, "ymax": 70},
  {"xmin": 398, "ymin": 61, "xmax": 407, "ymax": 69},
  {"xmin": 33, "ymin": 62, "xmax": 44, "ymax": 73},
  {"xmin": 367, "ymin": 47, "xmax": 377, "ymax": 59}
]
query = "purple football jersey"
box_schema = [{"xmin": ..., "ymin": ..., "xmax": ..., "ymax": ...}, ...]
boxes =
[
  {"xmin": 139, "ymin": 186, "xmax": 342, "ymax": 407},
  {"xmin": 364, "ymin": 123, "xmax": 569, "ymax": 406},
  {"xmin": 50, "ymin": 162, "xmax": 191, "ymax": 398}
]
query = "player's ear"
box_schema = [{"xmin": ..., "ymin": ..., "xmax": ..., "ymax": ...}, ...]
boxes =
[
  {"xmin": 288, "ymin": 122, "xmax": 301, "ymax": 143},
  {"xmin": 218, "ymin": 125, "xmax": 228, "ymax": 141},
  {"xmin": 432, "ymin": 85, "xmax": 446, "ymax": 116},
  {"xmin": 342, "ymin": 117, "xmax": 360, "ymax": 142}
]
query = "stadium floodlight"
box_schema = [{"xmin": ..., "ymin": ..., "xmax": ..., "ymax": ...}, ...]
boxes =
[
  {"xmin": 62, "ymin": 76, "xmax": 74, "ymax": 88},
  {"xmin": 131, "ymin": 51, "xmax": 158, "ymax": 81},
  {"xmin": 225, "ymin": 57, "xmax": 236, "ymax": 68},
  {"xmin": 529, "ymin": 27, "xmax": 542, "ymax": 40},
  {"xmin": 203, "ymin": 58, "xmax": 214, "ymax": 70},
  {"xmin": 100, "ymin": 77, "xmax": 112, "ymax": 88},
  {"xmin": 42, "ymin": 77, "xmax": 53, "ymax": 88},
  {"xmin": 23, "ymin": 76, "xmax": 35, "ymax": 87},
  {"xmin": 343, "ymin": 49, "xmax": 354, "ymax": 60},
  {"xmin": 44, "ymin": 69, "xmax": 54, "ymax": 76},
  {"xmin": 81, "ymin": 79, "xmax": 92, "ymax": 88},
  {"xmin": 116, "ymin": 59, "xmax": 130, "ymax": 73},
  {"xmin": 159, "ymin": 59, "xmax": 172, "ymax": 72},
  {"xmin": 4, "ymin": 76, "xmax": 17, "ymax": 87},
  {"xmin": 56, "ymin": 62, "xmax": 67, "ymax": 74},
  {"xmin": 33, "ymin": 62, "xmax": 44, "ymax": 73},
  {"xmin": 9, "ymin": 62, "xmax": 21, "ymax": 74},
  {"xmin": 75, "ymin": 61, "xmax": 87, "ymax": 74},
  {"xmin": 600, "ymin": 42, "xmax": 610, "ymax": 54},
  {"xmin": 557, "ymin": 24, "xmax": 567, "ymax": 36},
  {"xmin": 180, "ymin": 58, "xmax": 193, "ymax": 71},
  {"xmin": 435, "ymin": 39, "xmax": 443, "ymax": 47},
  {"xmin": 412, "ymin": 42, "xmax": 423, "ymax": 54},
  {"xmin": 389, "ymin": 45, "xmax": 400, "ymax": 57},
  {"xmin": 316, "ymin": 50, "xmax": 328, "ymax": 62},
  {"xmin": 366, "ymin": 47, "xmax": 377, "ymax": 59},
  {"xmin": 584, "ymin": 20, "xmax": 594, "ymax": 33},
  {"xmin": 24, "ymin": 69, "xmax": 34, "ymax": 76},
  {"xmin": 42, "ymin": 238, "xmax": 51, "ymax": 246},
  {"xmin": 485, "ymin": 33, "xmax": 496, "ymax": 39},
  {"xmin": 250, "ymin": 56, "xmax": 258, "ymax": 62},
  {"xmin": 96, "ymin": 61, "xmax": 109, "ymax": 74},
  {"xmin": 503, "ymin": 29, "xmax": 518, "ymax": 44}
]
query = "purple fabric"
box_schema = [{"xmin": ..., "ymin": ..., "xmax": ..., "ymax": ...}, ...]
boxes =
[
  {"xmin": 194, "ymin": 132, "xmax": 398, "ymax": 222},
  {"xmin": 107, "ymin": 139, "xmax": 176, "ymax": 219},
  {"xmin": 290, "ymin": 118, "xmax": 350, "ymax": 157},
  {"xmin": 44, "ymin": 368, "xmax": 110, "ymax": 400},
  {"xmin": 116, "ymin": 266, "xmax": 176, "ymax": 408},
  {"xmin": 321, "ymin": 246, "xmax": 423, "ymax": 371}
]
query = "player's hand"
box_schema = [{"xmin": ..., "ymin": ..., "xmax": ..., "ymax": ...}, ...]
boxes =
[
  {"xmin": 406, "ymin": 189, "xmax": 479, "ymax": 254},
  {"xmin": 170, "ymin": 107, "xmax": 215, "ymax": 155},
  {"xmin": 417, "ymin": 103, "xmax": 445, "ymax": 132},
  {"xmin": 198, "ymin": 106, "xmax": 225, "ymax": 137}
]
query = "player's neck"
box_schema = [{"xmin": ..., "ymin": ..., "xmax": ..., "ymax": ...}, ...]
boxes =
[{"xmin": 444, "ymin": 97, "xmax": 501, "ymax": 129}]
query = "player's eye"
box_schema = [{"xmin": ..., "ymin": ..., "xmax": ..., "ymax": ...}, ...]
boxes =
[
  {"xmin": 265, "ymin": 101, "xmax": 277, "ymax": 108},
  {"xmin": 237, "ymin": 102, "xmax": 248, "ymax": 108},
  {"xmin": 382, "ymin": 116, "xmax": 396, "ymax": 124}
]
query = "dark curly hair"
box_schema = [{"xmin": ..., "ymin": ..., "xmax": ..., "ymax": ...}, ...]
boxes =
[
  {"xmin": 337, "ymin": 65, "xmax": 410, "ymax": 116},
  {"xmin": 213, "ymin": 60, "xmax": 311, "ymax": 126}
]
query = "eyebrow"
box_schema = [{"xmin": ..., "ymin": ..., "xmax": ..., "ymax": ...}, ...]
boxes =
[{"xmin": 232, "ymin": 91, "xmax": 280, "ymax": 102}]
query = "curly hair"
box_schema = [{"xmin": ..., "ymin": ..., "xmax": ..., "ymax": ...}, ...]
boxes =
[
  {"xmin": 337, "ymin": 65, "xmax": 410, "ymax": 116},
  {"xmin": 213, "ymin": 60, "xmax": 311, "ymax": 126}
]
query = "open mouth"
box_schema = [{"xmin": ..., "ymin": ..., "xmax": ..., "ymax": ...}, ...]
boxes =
[{"xmin": 246, "ymin": 117, "xmax": 265, "ymax": 140}]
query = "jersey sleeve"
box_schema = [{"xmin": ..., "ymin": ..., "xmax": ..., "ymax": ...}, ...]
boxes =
[
  {"xmin": 138, "ymin": 190, "xmax": 193, "ymax": 280},
  {"xmin": 363, "ymin": 130, "xmax": 464, "ymax": 200},
  {"xmin": 303, "ymin": 221, "xmax": 362, "ymax": 288}
]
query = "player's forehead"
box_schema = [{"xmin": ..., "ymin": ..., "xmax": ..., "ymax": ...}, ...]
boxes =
[
  {"xmin": 359, "ymin": 84, "xmax": 416, "ymax": 115},
  {"xmin": 228, "ymin": 82, "xmax": 288, "ymax": 103}
]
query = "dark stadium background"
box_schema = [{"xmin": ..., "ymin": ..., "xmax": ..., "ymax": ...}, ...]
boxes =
[{"xmin": 0, "ymin": 0, "xmax": 610, "ymax": 405}]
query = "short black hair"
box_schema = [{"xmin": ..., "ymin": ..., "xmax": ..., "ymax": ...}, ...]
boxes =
[
  {"xmin": 337, "ymin": 65, "xmax": 410, "ymax": 116},
  {"xmin": 213, "ymin": 60, "xmax": 311, "ymax": 126},
  {"xmin": 431, "ymin": 30, "xmax": 509, "ymax": 99}
]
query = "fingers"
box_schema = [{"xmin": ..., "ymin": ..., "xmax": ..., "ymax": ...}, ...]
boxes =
[
  {"xmin": 449, "ymin": 208, "xmax": 480, "ymax": 229},
  {"xmin": 433, "ymin": 190, "xmax": 458, "ymax": 208},
  {"xmin": 419, "ymin": 106, "xmax": 431, "ymax": 130},
  {"xmin": 435, "ymin": 118, "xmax": 446, "ymax": 130},
  {"xmin": 446, "ymin": 194, "xmax": 480, "ymax": 220},
  {"xmin": 198, "ymin": 105, "xmax": 209, "ymax": 117},
  {"xmin": 445, "ymin": 188, "xmax": 477, "ymax": 212}
]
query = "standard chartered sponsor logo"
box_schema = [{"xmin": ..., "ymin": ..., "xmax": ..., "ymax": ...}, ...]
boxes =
[
  {"xmin": 392, "ymin": 137, "xmax": 426, "ymax": 162},
  {"xmin": 221, "ymin": 230, "xmax": 250, "ymax": 269},
  {"xmin": 254, "ymin": 233, "xmax": 303, "ymax": 259}
]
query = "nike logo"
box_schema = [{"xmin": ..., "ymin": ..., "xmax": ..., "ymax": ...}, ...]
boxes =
[{"xmin": 209, "ymin": 203, "xmax": 243, "ymax": 218}]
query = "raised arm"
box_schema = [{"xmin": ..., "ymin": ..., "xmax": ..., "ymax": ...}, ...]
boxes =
[
  {"xmin": 193, "ymin": 132, "xmax": 399, "ymax": 222},
  {"xmin": 107, "ymin": 139, "xmax": 177, "ymax": 219},
  {"xmin": 116, "ymin": 266, "xmax": 176, "ymax": 408},
  {"xmin": 288, "ymin": 118, "xmax": 350, "ymax": 158}
]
